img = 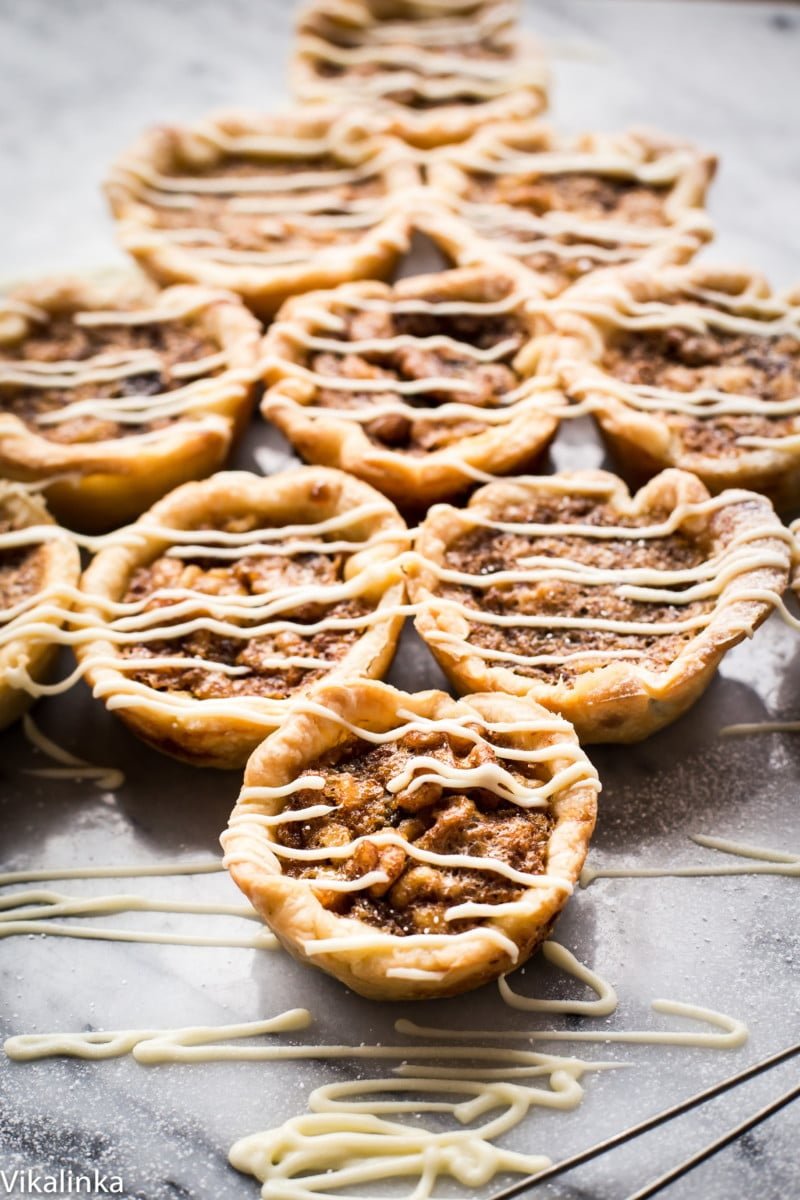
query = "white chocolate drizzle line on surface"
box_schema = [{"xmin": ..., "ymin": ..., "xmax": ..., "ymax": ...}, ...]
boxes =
[
  {"xmin": 225, "ymin": 703, "xmax": 599, "ymax": 947},
  {"xmin": 0, "ymin": 877, "xmax": 276, "ymax": 949},
  {"xmin": 580, "ymin": 835, "xmax": 799, "ymax": 886},
  {"xmin": 0, "ymin": 858, "xmax": 256, "ymax": 946},
  {"xmin": 2, "ymin": 940, "xmax": 748, "ymax": 1199},
  {"xmin": 0, "ymin": 860, "xmax": 224, "ymax": 887},
  {"xmin": 21, "ymin": 714, "xmax": 124, "ymax": 790},
  {"xmin": 722, "ymin": 719, "xmax": 800, "ymax": 734}
]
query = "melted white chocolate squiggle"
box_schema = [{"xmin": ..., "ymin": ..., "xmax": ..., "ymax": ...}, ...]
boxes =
[
  {"xmin": 22, "ymin": 713, "xmax": 124, "ymax": 790},
  {"xmin": 1, "ymin": 506, "xmax": 407, "ymax": 728},
  {"xmin": 2, "ymin": 940, "xmax": 748, "ymax": 1199},
  {"xmin": 3, "ymin": 293, "xmax": 254, "ymax": 433},
  {"xmin": 224, "ymin": 701, "xmax": 599, "ymax": 944},
  {"xmin": 580, "ymin": 834, "xmax": 800, "ymax": 886},
  {"xmin": 562, "ymin": 291, "xmax": 800, "ymax": 446}
]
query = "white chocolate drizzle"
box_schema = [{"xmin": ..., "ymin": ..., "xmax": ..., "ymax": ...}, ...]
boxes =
[
  {"xmin": 21, "ymin": 713, "xmax": 124, "ymax": 790},
  {"xmin": 0, "ymin": 294, "xmax": 252, "ymax": 434},
  {"xmin": 0, "ymin": 858, "xmax": 276, "ymax": 949},
  {"xmin": 0, "ymin": 860, "xmax": 224, "ymax": 887},
  {"xmin": 1, "ymin": 505, "xmax": 407, "ymax": 724},
  {"xmin": 416, "ymin": 486, "xmax": 790, "ymax": 659},
  {"xmin": 110, "ymin": 128, "xmax": 410, "ymax": 271},
  {"xmin": 580, "ymin": 834, "xmax": 800, "ymax": 885},
  {"xmin": 223, "ymin": 701, "xmax": 599, "ymax": 952},
  {"xmin": 1, "ymin": 938, "xmax": 748, "ymax": 1199},
  {"xmin": 562, "ymin": 290, "xmax": 800, "ymax": 445}
]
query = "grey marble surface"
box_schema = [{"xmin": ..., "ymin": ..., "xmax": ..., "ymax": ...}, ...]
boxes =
[{"xmin": 1, "ymin": 2, "xmax": 799, "ymax": 1199}]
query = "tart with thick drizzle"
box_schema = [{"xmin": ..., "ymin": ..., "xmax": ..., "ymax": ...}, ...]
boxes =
[
  {"xmin": 409, "ymin": 468, "xmax": 791, "ymax": 742},
  {"xmin": 260, "ymin": 264, "xmax": 563, "ymax": 508},
  {"xmin": 77, "ymin": 468, "xmax": 408, "ymax": 768},
  {"xmin": 292, "ymin": 0, "xmax": 546, "ymax": 149},
  {"xmin": 105, "ymin": 108, "xmax": 419, "ymax": 318},
  {"xmin": 0, "ymin": 483, "xmax": 81, "ymax": 729},
  {"xmin": 222, "ymin": 678, "xmax": 598, "ymax": 999},
  {"xmin": 0, "ymin": 278, "xmax": 261, "ymax": 531},
  {"xmin": 422, "ymin": 123, "xmax": 715, "ymax": 294},
  {"xmin": 549, "ymin": 263, "xmax": 800, "ymax": 509}
]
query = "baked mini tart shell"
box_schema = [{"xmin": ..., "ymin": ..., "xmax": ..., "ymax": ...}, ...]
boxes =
[
  {"xmin": 290, "ymin": 5, "xmax": 546, "ymax": 150},
  {"xmin": 0, "ymin": 484, "xmax": 81, "ymax": 730},
  {"xmin": 105, "ymin": 108, "xmax": 420, "ymax": 318},
  {"xmin": 76, "ymin": 468, "xmax": 408, "ymax": 769},
  {"xmin": 261, "ymin": 264, "xmax": 562, "ymax": 510},
  {"xmin": 421, "ymin": 124, "xmax": 716, "ymax": 292},
  {"xmin": 547, "ymin": 263, "xmax": 800, "ymax": 511},
  {"xmin": 223, "ymin": 679, "xmax": 597, "ymax": 1000},
  {"xmin": 0, "ymin": 276, "xmax": 262, "ymax": 532},
  {"xmin": 409, "ymin": 468, "xmax": 791, "ymax": 743}
]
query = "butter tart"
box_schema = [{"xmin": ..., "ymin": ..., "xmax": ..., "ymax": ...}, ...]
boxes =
[
  {"xmin": 222, "ymin": 678, "xmax": 598, "ymax": 1000},
  {"xmin": 423, "ymin": 124, "xmax": 715, "ymax": 294},
  {"xmin": 292, "ymin": 1, "xmax": 546, "ymax": 149},
  {"xmin": 77, "ymin": 468, "xmax": 407, "ymax": 768},
  {"xmin": 105, "ymin": 108, "xmax": 419, "ymax": 318},
  {"xmin": 550, "ymin": 263, "xmax": 800, "ymax": 510},
  {"xmin": 261, "ymin": 264, "xmax": 562, "ymax": 509},
  {"xmin": 0, "ymin": 484, "xmax": 81, "ymax": 729},
  {"xmin": 0, "ymin": 278, "xmax": 261, "ymax": 532},
  {"xmin": 409, "ymin": 469, "xmax": 790, "ymax": 743}
]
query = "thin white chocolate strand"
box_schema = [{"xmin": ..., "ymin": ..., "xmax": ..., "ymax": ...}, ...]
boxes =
[
  {"xmin": 21, "ymin": 714, "xmax": 124, "ymax": 790},
  {"xmin": 580, "ymin": 834, "xmax": 800, "ymax": 885}
]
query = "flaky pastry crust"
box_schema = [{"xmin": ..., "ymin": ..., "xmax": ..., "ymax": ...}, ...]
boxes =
[
  {"xmin": 261, "ymin": 264, "xmax": 562, "ymax": 509},
  {"xmin": 77, "ymin": 468, "xmax": 408, "ymax": 768},
  {"xmin": 546, "ymin": 262, "xmax": 800, "ymax": 511},
  {"xmin": 410, "ymin": 468, "xmax": 790, "ymax": 742},
  {"xmin": 0, "ymin": 484, "xmax": 81, "ymax": 729},
  {"xmin": 105, "ymin": 108, "xmax": 419, "ymax": 318},
  {"xmin": 422, "ymin": 123, "xmax": 715, "ymax": 294},
  {"xmin": 223, "ymin": 679, "xmax": 597, "ymax": 1000},
  {"xmin": 0, "ymin": 276, "xmax": 261, "ymax": 531}
]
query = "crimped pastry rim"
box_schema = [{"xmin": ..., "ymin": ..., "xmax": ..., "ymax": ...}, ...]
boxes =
[
  {"xmin": 546, "ymin": 261, "xmax": 800, "ymax": 498},
  {"xmin": 0, "ymin": 484, "xmax": 81, "ymax": 728},
  {"xmin": 260, "ymin": 263, "xmax": 562, "ymax": 507},
  {"xmin": 75, "ymin": 467, "xmax": 408, "ymax": 766},
  {"xmin": 104, "ymin": 107, "xmax": 420, "ymax": 315},
  {"xmin": 409, "ymin": 467, "xmax": 791, "ymax": 742}
]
